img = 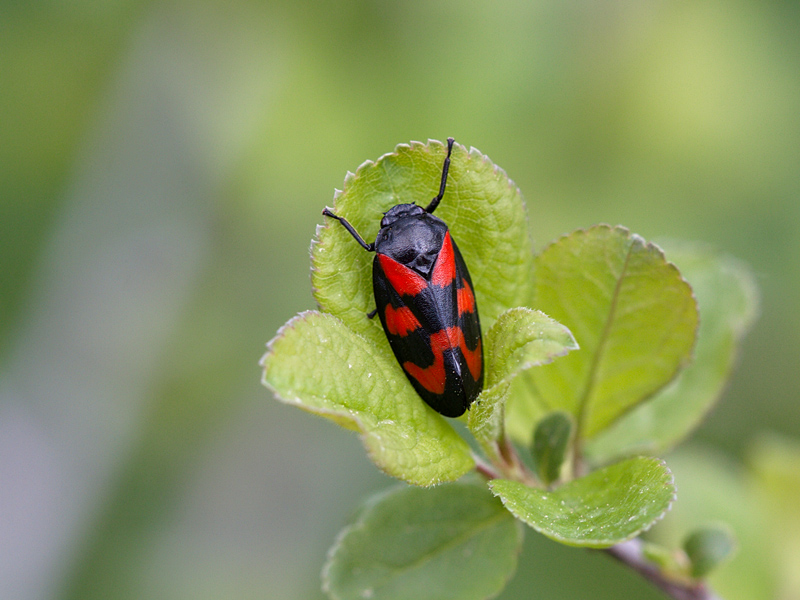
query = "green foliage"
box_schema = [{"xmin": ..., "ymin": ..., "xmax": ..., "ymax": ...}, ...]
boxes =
[
  {"xmin": 506, "ymin": 226, "xmax": 699, "ymax": 445},
  {"xmin": 490, "ymin": 457, "xmax": 675, "ymax": 548},
  {"xmin": 683, "ymin": 526, "xmax": 737, "ymax": 578},
  {"xmin": 261, "ymin": 140, "xmax": 759, "ymax": 599},
  {"xmin": 261, "ymin": 311, "xmax": 473, "ymax": 485},
  {"xmin": 311, "ymin": 140, "xmax": 534, "ymax": 349},
  {"xmin": 322, "ymin": 480, "xmax": 522, "ymax": 600},
  {"xmin": 468, "ymin": 308, "xmax": 577, "ymax": 450},
  {"xmin": 586, "ymin": 243, "xmax": 759, "ymax": 461},
  {"xmin": 531, "ymin": 411, "xmax": 573, "ymax": 486}
]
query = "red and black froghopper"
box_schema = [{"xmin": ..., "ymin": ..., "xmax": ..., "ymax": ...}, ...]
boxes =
[{"xmin": 322, "ymin": 138, "xmax": 483, "ymax": 417}]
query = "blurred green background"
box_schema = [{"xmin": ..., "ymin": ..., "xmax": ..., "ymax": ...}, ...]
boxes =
[{"xmin": 2, "ymin": 1, "xmax": 799, "ymax": 599}]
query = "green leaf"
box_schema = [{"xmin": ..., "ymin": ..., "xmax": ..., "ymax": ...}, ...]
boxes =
[
  {"xmin": 468, "ymin": 308, "xmax": 577, "ymax": 446},
  {"xmin": 311, "ymin": 139, "xmax": 535, "ymax": 349},
  {"xmin": 531, "ymin": 411, "xmax": 573, "ymax": 486},
  {"xmin": 585, "ymin": 243, "xmax": 758, "ymax": 461},
  {"xmin": 322, "ymin": 481, "xmax": 523, "ymax": 600},
  {"xmin": 507, "ymin": 226, "xmax": 698, "ymax": 443},
  {"xmin": 489, "ymin": 457, "xmax": 675, "ymax": 548},
  {"xmin": 683, "ymin": 526, "xmax": 737, "ymax": 578},
  {"xmin": 484, "ymin": 307, "xmax": 578, "ymax": 389},
  {"xmin": 261, "ymin": 311, "xmax": 473, "ymax": 486}
]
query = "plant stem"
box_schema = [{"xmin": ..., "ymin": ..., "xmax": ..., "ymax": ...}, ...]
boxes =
[
  {"xmin": 473, "ymin": 456, "xmax": 500, "ymax": 480},
  {"xmin": 603, "ymin": 539, "xmax": 724, "ymax": 600}
]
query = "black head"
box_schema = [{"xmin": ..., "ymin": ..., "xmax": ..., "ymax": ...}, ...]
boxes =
[
  {"xmin": 380, "ymin": 203, "xmax": 426, "ymax": 228},
  {"xmin": 374, "ymin": 208, "xmax": 447, "ymax": 276}
]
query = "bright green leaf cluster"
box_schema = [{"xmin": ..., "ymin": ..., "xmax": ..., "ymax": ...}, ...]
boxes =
[
  {"xmin": 263, "ymin": 139, "xmax": 547, "ymax": 485},
  {"xmin": 261, "ymin": 140, "xmax": 758, "ymax": 600}
]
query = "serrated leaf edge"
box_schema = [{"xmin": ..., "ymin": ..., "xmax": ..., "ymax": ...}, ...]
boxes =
[
  {"xmin": 261, "ymin": 310, "xmax": 473, "ymax": 486},
  {"xmin": 485, "ymin": 307, "xmax": 579, "ymax": 390},
  {"xmin": 538, "ymin": 225, "xmax": 700, "ymax": 440},
  {"xmin": 489, "ymin": 457, "xmax": 677, "ymax": 548}
]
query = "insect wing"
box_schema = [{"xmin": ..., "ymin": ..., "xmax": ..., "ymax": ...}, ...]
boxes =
[
  {"xmin": 373, "ymin": 233, "xmax": 483, "ymax": 417},
  {"xmin": 448, "ymin": 235, "xmax": 483, "ymax": 397},
  {"xmin": 373, "ymin": 256, "xmax": 444, "ymax": 408}
]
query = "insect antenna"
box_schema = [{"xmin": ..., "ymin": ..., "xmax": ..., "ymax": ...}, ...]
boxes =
[{"xmin": 424, "ymin": 137, "xmax": 455, "ymax": 214}]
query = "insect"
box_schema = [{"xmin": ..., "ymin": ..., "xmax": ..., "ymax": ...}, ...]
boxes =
[{"xmin": 322, "ymin": 138, "xmax": 483, "ymax": 417}]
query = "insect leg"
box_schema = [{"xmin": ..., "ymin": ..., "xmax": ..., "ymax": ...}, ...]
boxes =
[{"xmin": 322, "ymin": 208, "xmax": 375, "ymax": 251}]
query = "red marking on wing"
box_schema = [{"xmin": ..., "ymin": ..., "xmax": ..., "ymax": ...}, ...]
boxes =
[
  {"xmin": 402, "ymin": 326, "xmax": 482, "ymax": 395},
  {"xmin": 462, "ymin": 338, "xmax": 482, "ymax": 383},
  {"xmin": 431, "ymin": 232, "xmax": 456, "ymax": 287},
  {"xmin": 378, "ymin": 254, "xmax": 426, "ymax": 296},
  {"xmin": 383, "ymin": 304, "xmax": 421, "ymax": 337},
  {"xmin": 457, "ymin": 278, "xmax": 475, "ymax": 316},
  {"xmin": 403, "ymin": 329, "xmax": 448, "ymax": 395}
]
